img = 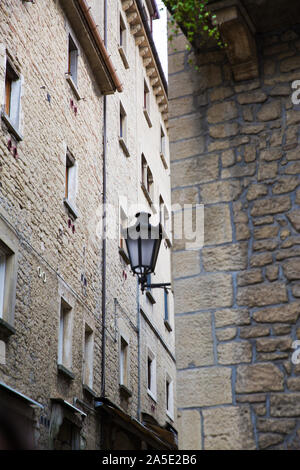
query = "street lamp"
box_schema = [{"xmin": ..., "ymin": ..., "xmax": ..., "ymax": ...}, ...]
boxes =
[{"xmin": 125, "ymin": 212, "xmax": 171, "ymax": 292}]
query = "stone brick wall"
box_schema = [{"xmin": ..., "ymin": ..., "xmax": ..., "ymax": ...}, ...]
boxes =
[
  {"xmin": 169, "ymin": 26, "xmax": 300, "ymax": 449},
  {"xmin": 0, "ymin": 0, "xmax": 175, "ymax": 450}
]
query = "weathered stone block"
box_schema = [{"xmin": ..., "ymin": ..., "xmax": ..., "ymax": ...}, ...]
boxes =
[
  {"xmin": 261, "ymin": 148, "xmax": 282, "ymax": 161},
  {"xmin": 204, "ymin": 204, "xmax": 232, "ymax": 246},
  {"xmin": 270, "ymin": 394, "xmax": 300, "ymax": 417},
  {"xmin": 172, "ymin": 154, "xmax": 219, "ymax": 187},
  {"xmin": 209, "ymin": 123, "xmax": 239, "ymax": 138},
  {"xmin": 172, "ymin": 250, "xmax": 200, "ymax": 278},
  {"xmin": 247, "ymin": 184, "xmax": 268, "ymax": 201},
  {"xmin": 172, "ymin": 186, "xmax": 199, "ymax": 205},
  {"xmin": 170, "ymin": 136, "xmax": 205, "ymax": 161},
  {"xmin": 287, "ymin": 211, "xmax": 300, "ymax": 232},
  {"xmin": 216, "ymin": 327, "xmax": 237, "ymax": 341},
  {"xmin": 250, "ymin": 253, "xmax": 273, "ymax": 267},
  {"xmin": 257, "ymin": 101, "xmax": 281, "ymax": 121},
  {"xmin": 222, "ymin": 163, "xmax": 256, "ymax": 179},
  {"xmin": 251, "ymin": 196, "xmax": 291, "ymax": 216},
  {"xmin": 174, "ymin": 273, "xmax": 233, "ymax": 314},
  {"xmin": 178, "ymin": 410, "xmax": 202, "ymax": 450},
  {"xmin": 218, "ymin": 341, "xmax": 252, "ymax": 365},
  {"xmin": 244, "ymin": 145, "xmax": 257, "ymax": 162},
  {"xmin": 237, "ymin": 270, "xmax": 263, "ymax": 287},
  {"xmin": 266, "ymin": 265, "xmax": 279, "ymax": 281},
  {"xmin": 254, "ymin": 225, "xmax": 279, "ymax": 239},
  {"xmin": 280, "ymin": 56, "xmax": 300, "ymax": 72},
  {"xmin": 258, "ymin": 433, "xmax": 284, "ymax": 449},
  {"xmin": 237, "ymin": 282, "xmax": 287, "ymax": 307},
  {"xmin": 257, "ymin": 418, "xmax": 296, "ymax": 434},
  {"xmin": 169, "ymin": 113, "xmax": 204, "ymax": 142},
  {"xmin": 207, "ymin": 101, "xmax": 238, "ymax": 124},
  {"xmin": 239, "ymin": 326, "xmax": 270, "ymax": 339},
  {"xmin": 200, "ymin": 180, "xmax": 242, "ymax": 204},
  {"xmin": 287, "ymin": 377, "xmax": 300, "ymax": 391},
  {"xmin": 256, "ymin": 336, "xmax": 292, "ymax": 352},
  {"xmin": 203, "ymin": 406, "xmax": 255, "ymax": 450},
  {"xmin": 236, "ymin": 363, "xmax": 284, "ymax": 393},
  {"xmin": 177, "ymin": 367, "xmax": 232, "ymax": 408},
  {"xmin": 175, "ymin": 313, "xmax": 214, "ymax": 368},
  {"xmin": 252, "ymin": 302, "xmax": 300, "ymax": 323},
  {"xmin": 283, "ymin": 258, "xmax": 300, "ymax": 280},
  {"xmin": 237, "ymin": 91, "xmax": 267, "ymax": 104},
  {"xmin": 210, "ymin": 86, "xmax": 234, "ymax": 102},
  {"xmin": 215, "ymin": 308, "xmax": 250, "ymax": 327},
  {"xmin": 221, "ymin": 149, "xmax": 235, "ymax": 167},
  {"xmin": 202, "ymin": 242, "xmax": 248, "ymax": 271},
  {"xmin": 258, "ymin": 161, "xmax": 278, "ymax": 181},
  {"xmin": 273, "ymin": 176, "xmax": 299, "ymax": 194}
]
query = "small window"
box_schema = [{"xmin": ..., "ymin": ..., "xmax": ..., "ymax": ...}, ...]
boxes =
[
  {"xmin": 4, "ymin": 59, "xmax": 22, "ymax": 132},
  {"xmin": 144, "ymin": 80, "xmax": 150, "ymax": 113},
  {"xmin": 120, "ymin": 15, "xmax": 126, "ymax": 50},
  {"xmin": 141, "ymin": 154, "xmax": 147, "ymax": 187},
  {"xmin": 164, "ymin": 288, "xmax": 169, "ymax": 322},
  {"xmin": 166, "ymin": 376, "xmax": 174, "ymax": 418},
  {"xmin": 119, "ymin": 206, "xmax": 128, "ymax": 252},
  {"xmin": 159, "ymin": 196, "xmax": 165, "ymax": 227},
  {"xmin": 0, "ymin": 250, "xmax": 6, "ymax": 319},
  {"xmin": 120, "ymin": 103, "xmax": 126, "ymax": 141},
  {"xmin": 58, "ymin": 299, "xmax": 73, "ymax": 370},
  {"xmin": 120, "ymin": 336, "xmax": 129, "ymax": 387},
  {"xmin": 147, "ymin": 167, "xmax": 153, "ymax": 198},
  {"xmin": 147, "ymin": 350, "xmax": 156, "ymax": 400},
  {"xmin": 160, "ymin": 127, "xmax": 166, "ymax": 156},
  {"xmin": 64, "ymin": 151, "xmax": 78, "ymax": 218},
  {"xmin": 68, "ymin": 35, "xmax": 78, "ymax": 86},
  {"xmin": 83, "ymin": 325, "xmax": 93, "ymax": 389}
]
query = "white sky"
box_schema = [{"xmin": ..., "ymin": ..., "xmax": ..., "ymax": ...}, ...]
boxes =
[{"xmin": 152, "ymin": 1, "xmax": 168, "ymax": 80}]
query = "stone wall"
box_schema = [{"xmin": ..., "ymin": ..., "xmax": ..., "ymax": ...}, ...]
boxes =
[{"xmin": 169, "ymin": 25, "xmax": 300, "ymax": 449}]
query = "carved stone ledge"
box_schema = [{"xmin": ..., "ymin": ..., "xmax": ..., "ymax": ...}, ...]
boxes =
[{"xmin": 210, "ymin": 1, "xmax": 258, "ymax": 81}]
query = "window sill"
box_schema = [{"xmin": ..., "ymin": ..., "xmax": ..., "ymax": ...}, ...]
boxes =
[
  {"xmin": 143, "ymin": 108, "xmax": 152, "ymax": 128},
  {"xmin": 66, "ymin": 74, "xmax": 81, "ymax": 101},
  {"xmin": 166, "ymin": 410, "xmax": 174, "ymax": 422},
  {"xmin": 118, "ymin": 46, "xmax": 129, "ymax": 69},
  {"xmin": 57, "ymin": 363, "xmax": 75, "ymax": 380},
  {"xmin": 164, "ymin": 319, "xmax": 172, "ymax": 332},
  {"xmin": 0, "ymin": 318, "xmax": 16, "ymax": 341},
  {"xmin": 63, "ymin": 198, "xmax": 79, "ymax": 220},
  {"xmin": 146, "ymin": 290, "xmax": 156, "ymax": 305},
  {"xmin": 119, "ymin": 137, "xmax": 130, "ymax": 158},
  {"xmin": 1, "ymin": 112, "xmax": 23, "ymax": 142},
  {"xmin": 162, "ymin": 226, "xmax": 172, "ymax": 248},
  {"xmin": 160, "ymin": 152, "xmax": 168, "ymax": 170},
  {"xmin": 147, "ymin": 389, "xmax": 157, "ymax": 403},
  {"xmin": 141, "ymin": 182, "xmax": 155, "ymax": 210},
  {"xmin": 83, "ymin": 384, "xmax": 97, "ymax": 397},
  {"xmin": 119, "ymin": 384, "xmax": 132, "ymax": 398},
  {"xmin": 119, "ymin": 247, "xmax": 130, "ymax": 265}
]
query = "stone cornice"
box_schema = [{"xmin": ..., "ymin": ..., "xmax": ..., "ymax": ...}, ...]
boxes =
[{"xmin": 121, "ymin": 0, "xmax": 169, "ymax": 125}]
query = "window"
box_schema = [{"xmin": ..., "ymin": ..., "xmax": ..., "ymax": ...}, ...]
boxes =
[
  {"xmin": 64, "ymin": 150, "xmax": 78, "ymax": 218},
  {"xmin": 144, "ymin": 80, "xmax": 149, "ymax": 112},
  {"xmin": 119, "ymin": 206, "xmax": 128, "ymax": 252},
  {"xmin": 118, "ymin": 14, "xmax": 129, "ymax": 69},
  {"xmin": 0, "ymin": 250, "xmax": 6, "ymax": 319},
  {"xmin": 120, "ymin": 336, "xmax": 129, "ymax": 387},
  {"xmin": 164, "ymin": 288, "xmax": 172, "ymax": 331},
  {"xmin": 166, "ymin": 375, "xmax": 174, "ymax": 419},
  {"xmin": 159, "ymin": 196, "xmax": 165, "ymax": 227},
  {"xmin": 118, "ymin": 102, "xmax": 130, "ymax": 157},
  {"xmin": 0, "ymin": 219, "xmax": 18, "ymax": 336},
  {"xmin": 3, "ymin": 58, "xmax": 22, "ymax": 137},
  {"xmin": 141, "ymin": 155, "xmax": 154, "ymax": 204},
  {"xmin": 147, "ymin": 350, "xmax": 156, "ymax": 400},
  {"xmin": 68, "ymin": 35, "xmax": 78, "ymax": 86},
  {"xmin": 160, "ymin": 127, "xmax": 166, "ymax": 156},
  {"xmin": 83, "ymin": 325, "xmax": 93, "ymax": 389},
  {"xmin": 58, "ymin": 299, "xmax": 73, "ymax": 371},
  {"xmin": 147, "ymin": 167, "xmax": 153, "ymax": 198},
  {"xmin": 143, "ymin": 79, "xmax": 152, "ymax": 127}
]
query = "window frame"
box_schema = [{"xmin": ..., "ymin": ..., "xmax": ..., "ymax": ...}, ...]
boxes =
[
  {"xmin": 166, "ymin": 373, "xmax": 174, "ymax": 420},
  {"xmin": 119, "ymin": 335, "xmax": 129, "ymax": 387},
  {"xmin": 63, "ymin": 149, "xmax": 78, "ymax": 219},
  {"xmin": 1, "ymin": 54, "xmax": 23, "ymax": 141},
  {"xmin": 58, "ymin": 298, "xmax": 73, "ymax": 373},
  {"xmin": 83, "ymin": 324, "xmax": 94, "ymax": 390},
  {"xmin": 147, "ymin": 348, "xmax": 157, "ymax": 401}
]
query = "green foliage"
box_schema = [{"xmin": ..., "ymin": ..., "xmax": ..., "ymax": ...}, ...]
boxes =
[{"xmin": 163, "ymin": 0, "xmax": 224, "ymax": 58}]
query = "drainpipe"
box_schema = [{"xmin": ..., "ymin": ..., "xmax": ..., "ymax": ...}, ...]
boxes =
[
  {"xmin": 100, "ymin": 0, "xmax": 108, "ymax": 450},
  {"xmin": 101, "ymin": 0, "xmax": 108, "ymax": 400},
  {"xmin": 137, "ymin": 279, "xmax": 141, "ymax": 422}
]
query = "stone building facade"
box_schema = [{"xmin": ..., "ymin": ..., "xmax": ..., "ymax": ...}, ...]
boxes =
[
  {"xmin": 169, "ymin": 0, "xmax": 300, "ymax": 450},
  {"xmin": 0, "ymin": 0, "xmax": 176, "ymax": 450}
]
